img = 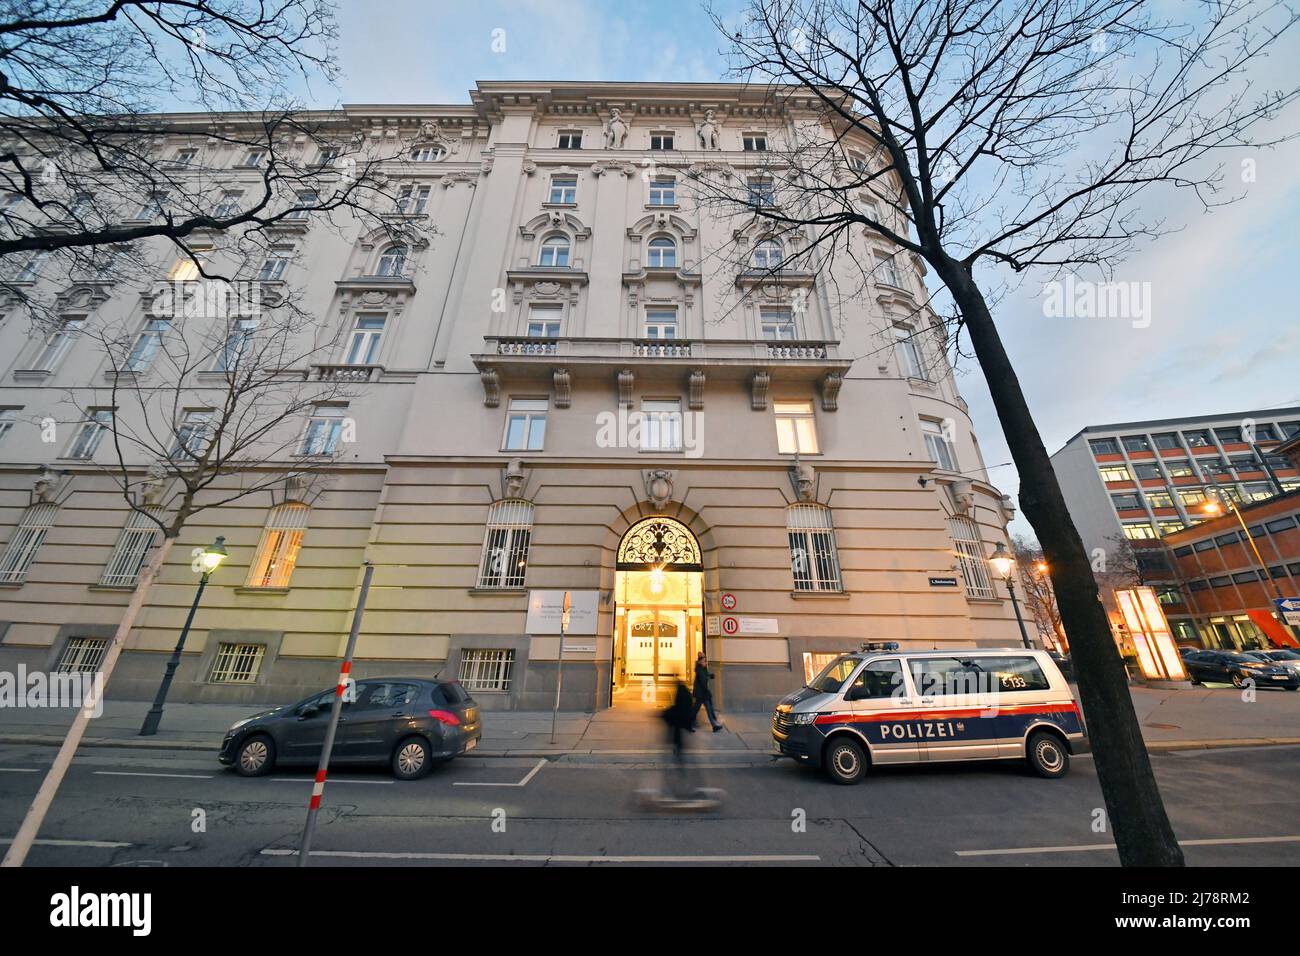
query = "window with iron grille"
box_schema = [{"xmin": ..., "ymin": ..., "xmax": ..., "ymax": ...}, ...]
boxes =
[
  {"xmin": 246, "ymin": 503, "xmax": 309, "ymax": 588},
  {"xmin": 100, "ymin": 508, "xmax": 163, "ymax": 587},
  {"xmin": 787, "ymin": 504, "xmax": 842, "ymax": 591},
  {"xmin": 478, "ymin": 500, "xmax": 533, "ymax": 589},
  {"xmin": 0, "ymin": 502, "xmax": 58, "ymax": 583},
  {"xmin": 57, "ymin": 637, "xmax": 107, "ymax": 673},
  {"xmin": 458, "ymin": 649, "xmax": 515, "ymax": 692},
  {"xmin": 209, "ymin": 643, "xmax": 266, "ymax": 683},
  {"xmin": 948, "ymin": 515, "xmax": 995, "ymax": 599}
]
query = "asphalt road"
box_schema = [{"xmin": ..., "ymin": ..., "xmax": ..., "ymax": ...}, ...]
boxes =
[{"xmin": 1, "ymin": 742, "xmax": 1297, "ymax": 866}]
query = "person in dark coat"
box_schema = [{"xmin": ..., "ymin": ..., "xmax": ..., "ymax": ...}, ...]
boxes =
[
  {"xmin": 662, "ymin": 679, "xmax": 696, "ymax": 796},
  {"xmin": 691, "ymin": 651, "xmax": 723, "ymax": 731}
]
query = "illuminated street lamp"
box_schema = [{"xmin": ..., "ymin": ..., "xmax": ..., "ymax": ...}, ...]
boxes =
[
  {"xmin": 990, "ymin": 542, "xmax": 1033, "ymax": 649},
  {"xmin": 139, "ymin": 536, "xmax": 227, "ymax": 736}
]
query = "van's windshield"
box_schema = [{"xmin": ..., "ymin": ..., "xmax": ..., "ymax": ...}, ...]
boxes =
[{"xmin": 808, "ymin": 655, "xmax": 860, "ymax": 693}]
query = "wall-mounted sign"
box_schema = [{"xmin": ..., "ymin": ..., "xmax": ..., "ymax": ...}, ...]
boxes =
[
  {"xmin": 562, "ymin": 637, "xmax": 596, "ymax": 653},
  {"xmin": 1276, "ymin": 597, "xmax": 1300, "ymax": 628},
  {"xmin": 729, "ymin": 617, "xmax": 779, "ymax": 635},
  {"xmin": 721, "ymin": 616, "xmax": 739, "ymax": 635},
  {"xmin": 720, "ymin": 592, "xmax": 737, "ymax": 611},
  {"xmin": 526, "ymin": 590, "xmax": 599, "ymax": 635},
  {"xmin": 928, "ymin": 576, "xmax": 959, "ymax": 587},
  {"xmin": 706, "ymin": 616, "xmax": 720, "ymax": 636}
]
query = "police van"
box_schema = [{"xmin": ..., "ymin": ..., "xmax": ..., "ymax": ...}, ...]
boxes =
[{"xmin": 772, "ymin": 644, "xmax": 1088, "ymax": 784}]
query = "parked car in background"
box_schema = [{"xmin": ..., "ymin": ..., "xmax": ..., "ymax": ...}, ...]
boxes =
[
  {"xmin": 1245, "ymin": 648, "xmax": 1300, "ymax": 676},
  {"xmin": 1182, "ymin": 650, "xmax": 1299, "ymax": 690},
  {"xmin": 218, "ymin": 678, "xmax": 482, "ymax": 780},
  {"xmin": 1047, "ymin": 650, "xmax": 1073, "ymax": 680}
]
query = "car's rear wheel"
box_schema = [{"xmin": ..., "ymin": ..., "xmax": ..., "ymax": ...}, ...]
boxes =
[
  {"xmin": 1231, "ymin": 673, "xmax": 1247, "ymax": 688},
  {"xmin": 392, "ymin": 736, "xmax": 432, "ymax": 780},
  {"xmin": 824, "ymin": 736, "xmax": 867, "ymax": 785},
  {"xmin": 1026, "ymin": 730, "xmax": 1069, "ymax": 779},
  {"xmin": 234, "ymin": 734, "xmax": 274, "ymax": 777}
]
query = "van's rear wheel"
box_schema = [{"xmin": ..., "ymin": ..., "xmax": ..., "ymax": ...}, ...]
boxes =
[
  {"xmin": 824, "ymin": 737, "xmax": 867, "ymax": 785},
  {"xmin": 1026, "ymin": 731, "xmax": 1069, "ymax": 779}
]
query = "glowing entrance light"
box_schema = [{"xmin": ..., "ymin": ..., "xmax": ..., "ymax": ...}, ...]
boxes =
[{"xmin": 649, "ymin": 563, "xmax": 666, "ymax": 594}]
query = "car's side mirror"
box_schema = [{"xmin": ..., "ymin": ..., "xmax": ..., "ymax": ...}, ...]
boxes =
[
  {"xmin": 843, "ymin": 683, "xmax": 864, "ymax": 702},
  {"xmin": 297, "ymin": 703, "xmax": 320, "ymax": 719}
]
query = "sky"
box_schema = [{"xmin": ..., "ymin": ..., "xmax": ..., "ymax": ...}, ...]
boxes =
[{"xmin": 331, "ymin": 0, "xmax": 1300, "ymax": 541}]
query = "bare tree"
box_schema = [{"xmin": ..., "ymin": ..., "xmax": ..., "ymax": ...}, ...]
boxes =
[
  {"xmin": 703, "ymin": 0, "xmax": 1298, "ymax": 865},
  {"xmin": 1013, "ymin": 535, "xmax": 1066, "ymax": 651}
]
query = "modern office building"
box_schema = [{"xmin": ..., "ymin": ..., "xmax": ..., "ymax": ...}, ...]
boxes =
[
  {"xmin": 1051, "ymin": 408, "xmax": 1300, "ymax": 561},
  {"xmin": 0, "ymin": 81, "xmax": 1024, "ymax": 711}
]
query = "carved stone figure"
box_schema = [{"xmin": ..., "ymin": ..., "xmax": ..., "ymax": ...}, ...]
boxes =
[
  {"xmin": 697, "ymin": 109, "xmax": 721, "ymax": 149},
  {"xmin": 644, "ymin": 470, "xmax": 674, "ymax": 510},
  {"xmin": 504, "ymin": 458, "xmax": 528, "ymax": 499},
  {"xmin": 604, "ymin": 108, "xmax": 629, "ymax": 149}
]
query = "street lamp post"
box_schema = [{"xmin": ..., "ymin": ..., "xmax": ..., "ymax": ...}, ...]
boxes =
[
  {"xmin": 139, "ymin": 536, "xmax": 227, "ymax": 737},
  {"xmin": 991, "ymin": 542, "xmax": 1033, "ymax": 649},
  {"xmin": 1202, "ymin": 490, "xmax": 1300, "ymax": 645}
]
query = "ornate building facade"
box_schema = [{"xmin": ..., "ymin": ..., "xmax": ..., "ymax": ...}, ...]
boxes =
[{"xmin": 0, "ymin": 81, "xmax": 1022, "ymax": 710}]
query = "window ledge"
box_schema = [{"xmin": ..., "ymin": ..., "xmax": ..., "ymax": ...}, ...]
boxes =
[
  {"xmin": 789, "ymin": 590, "xmax": 849, "ymax": 600},
  {"xmin": 89, "ymin": 584, "xmax": 136, "ymax": 592},
  {"xmin": 0, "ymin": 581, "xmax": 25, "ymax": 589},
  {"xmin": 541, "ymin": 202, "xmax": 577, "ymax": 209},
  {"xmin": 467, "ymin": 587, "xmax": 528, "ymax": 596},
  {"xmin": 12, "ymin": 369, "xmax": 52, "ymax": 382},
  {"xmin": 645, "ymin": 203, "xmax": 680, "ymax": 211},
  {"xmin": 234, "ymin": 586, "xmax": 290, "ymax": 595},
  {"xmin": 964, "ymin": 596, "xmax": 1004, "ymax": 605}
]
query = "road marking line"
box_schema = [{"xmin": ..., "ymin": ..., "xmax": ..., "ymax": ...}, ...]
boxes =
[
  {"xmin": 956, "ymin": 834, "xmax": 1300, "ymax": 857},
  {"xmin": 270, "ymin": 777, "xmax": 392, "ymax": 785},
  {"xmin": 454, "ymin": 757, "xmax": 547, "ymax": 788},
  {"xmin": 0, "ymin": 767, "xmax": 40, "ymax": 773},
  {"xmin": 1, "ymin": 837, "xmax": 132, "ymax": 849},
  {"xmin": 262, "ymin": 848, "xmax": 819, "ymax": 863},
  {"xmin": 94, "ymin": 770, "xmax": 213, "ymax": 780}
]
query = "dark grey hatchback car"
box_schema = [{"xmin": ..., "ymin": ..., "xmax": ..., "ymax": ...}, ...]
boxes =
[{"xmin": 218, "ymin": 678, "xmax": 481, "ymax": 780}]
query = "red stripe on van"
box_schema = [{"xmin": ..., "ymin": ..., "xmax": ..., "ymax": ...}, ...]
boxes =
[{"xmin": 813, "ymin": 702, "xmax": 1078, "ymax": 726}]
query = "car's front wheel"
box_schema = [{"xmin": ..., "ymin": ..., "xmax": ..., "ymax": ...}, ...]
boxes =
[
  {"xmin": 234, "ymin": 734, "xmax": 275, "ymax": 777},
  {"xmin": 1026, "ymin": 730, "xmax": 1069, "ymax": 779},
  {"xmin": 392, "ymin": 736, "xmax": 432, "ymax": 780},
  {"xmin": 824, "ymin": 736, "xmax": 867, "ymax": 785}
]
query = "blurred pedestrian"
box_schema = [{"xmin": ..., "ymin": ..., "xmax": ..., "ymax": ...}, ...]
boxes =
[
  {"xmin": 662, "ymin": 679, "xmax": 696, "ymax": 797},
  {"xmin": 691, "ymin": 651, "xmax": 723, "ymax": 732}
]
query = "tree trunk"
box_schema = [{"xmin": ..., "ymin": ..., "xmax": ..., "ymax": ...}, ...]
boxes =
[
  {"xmin": 934, "ymin": 257, "xmax": 1184, "ymax": 867},
  {"xmin": 1, "ymin": 535, "xmax": 176, "ymax": 868}
]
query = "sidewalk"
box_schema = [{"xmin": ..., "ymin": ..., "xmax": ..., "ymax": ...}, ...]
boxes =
[{"xmin": 1, "ymin": 684, "xmax": 1297, "ymax": 759}]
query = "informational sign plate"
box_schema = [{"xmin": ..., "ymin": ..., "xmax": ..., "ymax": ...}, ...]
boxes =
[
  {"xmin": 928, "ymin": 576, "xmax": 959, "ymax": 587},
  {"xmin": 1276, "ymin": 597, "xmax": 1300, "ymax": 627},
  {"xmin": 732, "ymin": 617, "xmax": 779, "ymax": 635},
  {"xmin": 561, "ymin": 638, "xmax": 596, "ymax": 653},
  {"xmin": 706, "ymin": 616, "xmax": 720, "ymax": 636},
  {"xmin": 526, "ymin": 590, "xmax": 599, "ymax": 635}
]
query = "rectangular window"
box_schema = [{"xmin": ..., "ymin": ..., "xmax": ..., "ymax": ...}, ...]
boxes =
[
  {"xmin": 1145, "ymin": 491, "xmax": 1174, "ymax": 509},
  {"xmin": 1178, "ymin": 489, "xmax": 1207, "ymax": 506},
  {"xmin": 1157, "ymin": 521, "xmax": 1185, "ymax": 535},
  {"xmin": 549, "ymin": 175, "xmax": 577, "ymax": 204},
  {"xmin": 1165, "ymin": 461, "xmax": 1195, "ymax": 477},
  {"xmin": 395, "ymin": 183, "xmax": 431, "ymax": 214},
  {"xmin": 478, "ymin": 500, "xmax": 533, "ymax": 589},
  {"xmin": 1098, "ymin": 465, "xmax": 1132, "ymax": 483},
  {"xmin": 648, "ymin": 176, "xmax": 676, "ymax": 206},
  {"xmin": 875, "ymin": 253, "xmax": 901, "ymax": 287},
  {"xmin": 894, "ymin": 325, "xmax": 924, "ymax": 378},
  {"xmin": 0, "ymin": 408, "xmax": 17, "ymax": 445},
  {"xmin": 640, "ymin": 399, "xmax": 683, "ymax": 452},
  {"xmin": 209, "ymin": 643, "xmax": 266, "ymax": 684},
  {"xmin": 458, "ymin": 649, "xmax": 515, "ymax": 692},
  {"xmin": 345, "ymin": 314, "xmax": 385, "ymax": 364},
  {"xmin": 0, "ymin": 502, "xmax": 58, "ymax": 583},
  {"xmin": 1215, "ymin": 426, "xmax": 1243, "ymax": 444},
  {"xmin": 846, "ymin": 150, "xmax": 869, "ymax": 174},
  {"xmin": 526, "ymin": 304, "xmax": 563, "ymax": 338},
  {"xmin": 237, "ymin": 149, "xmax": 266, "ymax": 168},
  {"xmin": 948, "ymin": 515, "xmax": 994, "ymax": 599},
  {"xmin": 1089, "ymin": 438, "xmax": 1121, "ymax": 456},
  {"xmin": 1123, "ymin": 523, "xmax": 1158, "ymax": 540},
  {"xmin": 788, "ymin": 504, "xmax": 842, "ymax": 592},
  {"xmin": 922, "ymin": 419, "xmax": 958, "ymax": 472},
  {"xmin": 247, "ymin": 504, "xmax": 309, "ymax": 588},
  {"xmin": 1152, "ymin": 432, "xmax": 1182, "ymax": 450},
  {"xmin": 1183, "ymin": 429, "xmax": 1213, "ymax": 447},
  {"xmin": 1133, "ymin": 464, "xmax": 1163, "ymax": 480},
  {"xmin": 557, "ymin": 130, "xmax": 583, "ymax": 150},
  {"xmin": 56, "ymin": 637, "xmax": 108, "ymax": 674},
  {"xmin": 1110, "ymin": 493, "xmax": 1142, "ymax": 510},
  {"xmin": 134, "ymin": 192, "xmax": 167, "ymax": 219},
  {"xmin": 643, "ymin": 308, "xmax": 678, "ymax": 339},
  {"xmin": 213, "ymin": 317, "xmax": 256, "ymax": 371},
  {"xmin": 169, "ymin": 148, "xmax": 199, "ymax": 168},
  {"xmin": 504, "ymin": 398, "xmax": 547, "ymax": 451},
  {"xmin": 300, "ymin": 406, "xmax": 347, "ymax": 456},
  {"xmin": 285, "ymin": 190, "xmax": 317, "ymax": 220},
  {"xmin": 14, "ymin": 250, "xmax": 49, "ymax": 281},
  {"xmin": 1243, "ymin": 482, "xmax": 1274, "ymax": 501},
  {"xmin": 125, "ymin": 318, "xmax": 169, "ymax": 372},
  {"xmin": 774, "ymin": 401, "xmax": 818, "ymax": 455},
  {"xmin": 256, "ymin": 246, "xmax": 293, "ymax": 281},
  {"xmin": 314, "ymin": 146, "xmax": 339, "ymax": 168},
  {"xmin": 650, "ymin": 132, "xmax": 674, "ymax": 150},
  {"xmin": 66, "ymin": 409, "xmax": 112, "ymax": 460},
  {"xmin": 100, "ymin": 508, "xmax": 163, "ymax": 587},
  {"xmin": 760, "ymin": 307, "xmax": 796, "ymax": 340},
  {"xmin": 170, "ymin": 410, "xmax": 212, "ymax": 460},
  {"xmin": 1122, "ymin": 435, "xmax": 1151, "ymax": 452},
  {"xmin": 742, "ymin": 132, "xmax": 768, "ymax": 151},
  {"xmin": 1265, "ymin": 516, "xmax": 1297, "ymax": 533},
  {"xmin": 214, "ymin": 190, "xmax": 243, "ymax": 217},
  {"xmin": 31, "ymin": 317, "xmax": 83, "ymax": 370},
  {"xmin": 747, "ymin": 177, "xmax": 775, "ymax": 207},
  {"xmin": 410, "ymin": 145, "xmax": 445, "ymax": 162}
]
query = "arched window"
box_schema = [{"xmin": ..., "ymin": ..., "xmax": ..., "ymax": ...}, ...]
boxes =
[
  {"xmin": 376, "ymin": 244, "xmax": 407, "ymax": 278},
  {"xmin": 647, "ymin": 236, "xmax": 677, "ymax": 268},
  {"xmin": 538, "ymin": 235, "xmax": 570, "ymax": 268},
  {"xmin": 0, "ymin": 502, "xmax": 58, "ymax": 584},
  {"xmin": 478, "ymin": 500, "xmax": 534, "ymax": 589},
  {"xmin": 753, "ymin": 239, "xmax": 783, "ymax": 270},
  {"xmin": 786, "ymin": 504, "xmax": 841, "ymax": 592},
  {"xmin": 247, "ymin": 503, "xmax": 309, "ymax": 589}
]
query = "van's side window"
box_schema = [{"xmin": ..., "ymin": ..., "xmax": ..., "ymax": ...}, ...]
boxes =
[
  {"xmin": 849, "ymin": 659, "xmax": 905, "ymax": 699},
  {"xmin": 908, "ymin": 658, "xmax": 973, "ymax": 696},
  {"xmin": 967, "ymin": 656, "xmax": 1051, "ymax": 692}
]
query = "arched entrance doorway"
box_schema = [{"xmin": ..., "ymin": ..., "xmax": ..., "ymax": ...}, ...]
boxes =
[{"xmin": 611, "ymin": 517, "xmax": 704, "ymax": 708}]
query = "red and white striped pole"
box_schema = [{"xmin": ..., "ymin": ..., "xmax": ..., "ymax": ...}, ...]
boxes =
[{"xmin": 298, "ymin": 560, "xmax": 374, "ymax": 866}]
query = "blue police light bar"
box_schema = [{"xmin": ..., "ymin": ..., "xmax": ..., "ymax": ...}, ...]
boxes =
[{"xmin": 860, "ymin": 641, "xmax": 900, "ymax": 652}]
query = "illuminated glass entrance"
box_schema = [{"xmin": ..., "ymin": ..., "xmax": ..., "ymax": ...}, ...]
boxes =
[{"xmin": 612, "ymin": 518, "xmax": 704, "ymax": 707}]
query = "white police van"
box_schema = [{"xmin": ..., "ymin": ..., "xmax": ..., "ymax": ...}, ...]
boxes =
[{"xmin": 772, "ymin": 643, "xmax": 1087, "ymax": 784}]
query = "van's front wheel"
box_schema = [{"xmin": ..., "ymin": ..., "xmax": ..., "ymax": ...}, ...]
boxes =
[
  {"xmin": 824, "ymin": 737, "xmax": 867, "ymax": 785},
  {"xmin": 1026, "ymin": 731, "xmax": 1069, "ymax": 779}
]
